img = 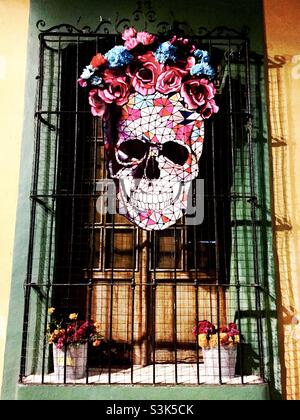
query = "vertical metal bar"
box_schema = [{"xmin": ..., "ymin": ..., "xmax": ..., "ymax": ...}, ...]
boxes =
[
  {"xmin": 152, "ymin": 231, "xmax": 157, "ymax": 384},
  {"xmin": 41, "ymin": 35, "xmax": 62, "ymax": 384},
  {"xmin": 67, "ymin": 35, "xmax": 80, "ymax": 285},
  {"xmin": 173, "ymin": 226, "xmax": 178, "ymax": 384},
  {"xmin": 108, "ymin": 34, "xmax": 119, "ymax": 385},
  {"xmin": 19, "ymin": 34, "xmax": 45, "ymax": 382},
  {"xmin": 85, "ymin": 46, "xmax": 100, "ymax": 383},
  {"xmin": 227, "ymin": 40, "xmax": 244, "ymax": 383},
  {"xmin": 108, "ymin": 217, "xmax": 115, "ymax": 384},
  {"xmin": 130, "ymin": 228, "xmax": 136, "ymax": 384},
  {"xmin": 208, "ymin": 39, "xmax": 222, "ymax": 384},
  {"xmin": 129, "ymin": 221, "xmax": 137, "ymax": 383},
  {"xmin": 193, "ymin": 180, "xmax": 200, "ymax": 384},
  {"xmin": 244, "ymin": 39, "xmax": 265, "ymax": 380}
]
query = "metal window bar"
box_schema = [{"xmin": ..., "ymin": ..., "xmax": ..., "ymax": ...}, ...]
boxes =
[{"xmin": 19, "ymin": 25, "xmax": 267, "ymax": 386}]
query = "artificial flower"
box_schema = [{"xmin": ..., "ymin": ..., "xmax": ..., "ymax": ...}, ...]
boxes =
[
  {"xmin": 154, "ymin": 41, "xmax": 177, "ymax": 64},
  {"xmin": 78, "ymin": 28, "xmax": 218, "ymax": 119},
  {"xmin": 156, "ymin": 67, "xmax": 187, "ymax": 95},
  {"xmin": 90, "ymin": 75, "xmax": 103, "ymax": 86},
  {"xmin": 200, "ymin": 98, "xmax": 219, "ymax": 119},
  {"xmin": 129, "ymin": 52, "xmax": 162, "ymax": 95},
  {"xmin": 80, "ymin": 65, "xmax": 95, "ymax": 80},
  {"xmin": 185, "ymin": 56, "xmax": 196, "ymax": 71},
  {"xmin": 124, "ymin": 37, "xmax": 140, "ymax": 50},
  {"xmin": 99, "ymin": 70, "xmax": 130, "ymax": 105},
  {"xmin": 181, "ymin": 78, "xmax": 216, "ymax": 110},
  {"xmin": 193, "ymin": 321, "xmax": 240, "ymax": 349},
  {"xmin": 88, "ymin": 89, "xmax": 106, "ymax": 116},
  {"xmin": 69, "ymin": 313, "xmax": 78, "ymax": 321},
  {"xmin": 194, "ymin": 49, "xmax": 210, "ymax": 62},
  {"xmin": 136, "ymin": 31, "xmax": 156, "ymax": 46},
  {"xmin": 190, "ymin": 63, "xmax": 215, "ymax": 79},
  {"xmin": 122, "ymin": 27, "xmax": 137, "ymax": 41},
  {"xmin": 48, "ymin": 307, "xmax": 55, "ymax": 315},
  {"xmin": 90, "ymin": 53, "xmax": 107, "ymax": 68},
  {"xmin": 77, "ymin": 78, "xmax": 87, "ymax": 87},
  {"xmin": 105, "ymin": 46, "xmax": 133, "ymax": 68},
  {"xmin": 198, "ymin": 333, "xmax": 208, "ymax": 348}
]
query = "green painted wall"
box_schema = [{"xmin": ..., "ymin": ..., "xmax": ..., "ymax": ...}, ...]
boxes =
[
  {"xmin": 16, "ymin": 384, "xmax": 269, "ymax": 400},
  {"xmin": 1, "ymin": 0, "xmax": 280, "ymax": 400}
]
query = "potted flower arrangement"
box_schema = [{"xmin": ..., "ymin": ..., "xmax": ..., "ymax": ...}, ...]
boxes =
[
  {"xmin": 193, "ymin": 320, "xmax": 240, "ymax": 381},
  {"xmin": 47, "ymin": 308, "xmax": 103, "ymax": 380}
]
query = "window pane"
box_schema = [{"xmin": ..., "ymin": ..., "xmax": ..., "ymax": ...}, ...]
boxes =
[
  {"xmin": 105, "ymin": 229, "xmax": 135, "ymax": 269},
  {"xmin": 151, "ymin": 230, "xmax": 182, "ymax": 270}
]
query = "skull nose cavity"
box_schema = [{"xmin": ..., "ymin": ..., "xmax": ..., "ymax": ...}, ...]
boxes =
[{"xmin": 145, "ymin": 156, "xmax": 160, "ymax": 180}]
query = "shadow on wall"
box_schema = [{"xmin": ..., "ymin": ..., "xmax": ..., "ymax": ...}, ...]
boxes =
[{"xmin": 268, "ymin": 55, "xmax": 300, "ymax": 400}]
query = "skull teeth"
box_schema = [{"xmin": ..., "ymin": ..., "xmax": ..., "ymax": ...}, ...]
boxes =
[
  {"xmin": 132, "ymin": 191, "xmax": 172, "ymax": 205},
  {"xmin": 130, "ymin": 197, "xmax": 172, "ymax": 211}
]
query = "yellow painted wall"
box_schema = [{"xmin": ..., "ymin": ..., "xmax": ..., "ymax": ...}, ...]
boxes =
[
  {"xmin": 264, "ymin": 0, "xmax": 300, "ymax": 400},
  {"xmin": 0, "ymin": 0, "xmax": 29, "ymax": 391}
]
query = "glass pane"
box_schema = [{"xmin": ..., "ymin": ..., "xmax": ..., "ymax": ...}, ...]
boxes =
[
  {"xmin": 187, "ymin": 226, "xmax": 216, "ymax": 274},
  {"xmin": 105, "ymin": 229, "xmax": 135, "ymax": 270},
  {"xmin": 91, "ymin": 229, "xmax": 101, "ymax": 269},
  {"xmin": 151, "ymin": 229, "xmax": 182, "ymax": 270}
]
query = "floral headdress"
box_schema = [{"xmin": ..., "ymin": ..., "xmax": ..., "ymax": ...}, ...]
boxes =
[{"xmin": 78, "ymin": 27, "xmax": 219, "ymax": 119}]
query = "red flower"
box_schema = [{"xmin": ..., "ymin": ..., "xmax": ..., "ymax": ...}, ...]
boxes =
[
  {"xmin": 219, "ymin": 326, "xmax": 229, "ymax": 333},
  {"xmin": 156, "ymin": 67, "xmax": 187, "ymax": 95},
  {"xmin": 88, "ymin": 89, "xmax": 106, "ymax": 116},
  {"xmin": 195, "ymin": 320, "xmax": 214, "ymax": 335},
  {"xmin": 181, "ymin": 78, "xmax": 216, "ymax": 111},
  {"xmin": 128, "ymin": 52, "xmax": 162, "ymax": 95},
  {"xmin": 98, "ymin": 70, "xmax": 130, "ymax": 106},
  {"xmin": 90, "ymin": 53, "xmax": 107, "ymax": 68}
]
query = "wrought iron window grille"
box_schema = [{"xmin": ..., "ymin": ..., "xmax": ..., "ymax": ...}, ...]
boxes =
[{"xmin": 19, "ymin": 8, "xmax": 269, "ymax": 386}]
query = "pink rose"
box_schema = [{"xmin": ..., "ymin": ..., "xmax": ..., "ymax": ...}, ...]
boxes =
[
  {"xmin": 98, "ymin": 70, "xmax": 130, "ymax": 106},
  {"xmin": 185, "ymin": 56, "xmax": 196, "ymax": 71},
  {"xmin": 200, "ymin": 99, "xmax": 219, "ymax": 119},
  {"xmin": 156, "ymin": 67, "xmax": 187, "ymax": 95},
  {"xmin": 129, "ymin": 52, "xmax": 162, "ymax": 95},
  {"xmin": 88, "ymin": 89, "xmax": 106, "ymax": 116},
  {"xmin": 124, "ymin": 37, "xmax": 140, "ymax": 50},
  {"xmin": 122, "ymin": 27, "xmax": 137, "ymax": 41},
  {"xmin": 180, "ymin": 78, "xmax": 216, "ymax": 110},
  {"xmin": 77, "ymin": 78, "xmax": 87, "ymax": 87},
  {"xmin": 136, "ymin": 31, "xmax": 156, "ymax": 45}
]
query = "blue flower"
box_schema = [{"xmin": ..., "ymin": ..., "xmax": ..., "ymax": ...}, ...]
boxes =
[
  {"xmin": 194, "ymin": 49, "xmax": 210, "ymax": 63},
  {"xmin": 105, "ymin": 46, "xmax": 133, "ymax": 68},
  {"xmin": 90, "ymin": 75, "xmax": 103, "ymax": 86},
  {"xmin": 190, "ymin": 63, "xmax": 215, "ymax": 79},
  {"xmin": 154, "ymin": 42, "xmax": 177, "ymax": 64}
]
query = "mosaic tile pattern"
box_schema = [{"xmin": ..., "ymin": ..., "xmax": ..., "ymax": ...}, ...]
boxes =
[{"xmin": 109, "ymin": 92, "xmax": 204, "ymax": 230}]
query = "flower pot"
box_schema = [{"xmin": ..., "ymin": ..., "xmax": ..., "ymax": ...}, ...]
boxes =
[
  {"xmin": 202, "ymin": 346, "xmax": 237, "ymax": 383},
  {"xmin": 52, "ymin": 342, "xmax": 88, "ymax": 381}
]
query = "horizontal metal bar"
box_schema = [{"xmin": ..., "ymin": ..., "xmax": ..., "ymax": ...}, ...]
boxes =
[{"xmin": 24, "ymin": 281, "xmax": 266, "ymax": 288}]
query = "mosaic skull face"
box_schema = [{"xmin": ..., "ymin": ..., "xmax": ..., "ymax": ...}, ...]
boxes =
[{"xmin": 108, "ymin": 92, "xmax": 204, "ymax": 230}]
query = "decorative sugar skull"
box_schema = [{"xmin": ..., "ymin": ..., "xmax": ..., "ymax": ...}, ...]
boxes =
[
  {"xmin": 78, "ymin": 27, "xmax": 218, "ymax": 230},
  {"xmin": 108, "ymin": 91, "xmax": 204, "ymax": 230}
]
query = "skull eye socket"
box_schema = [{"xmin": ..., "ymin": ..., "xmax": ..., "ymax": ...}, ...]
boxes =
[
  {"xmin": 162, "ymin": 141, "xmax": 189, "ymax": 166},
  {"xmin": 117, "ymin": 139, "xmax": 148, "ymax": 164}
]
